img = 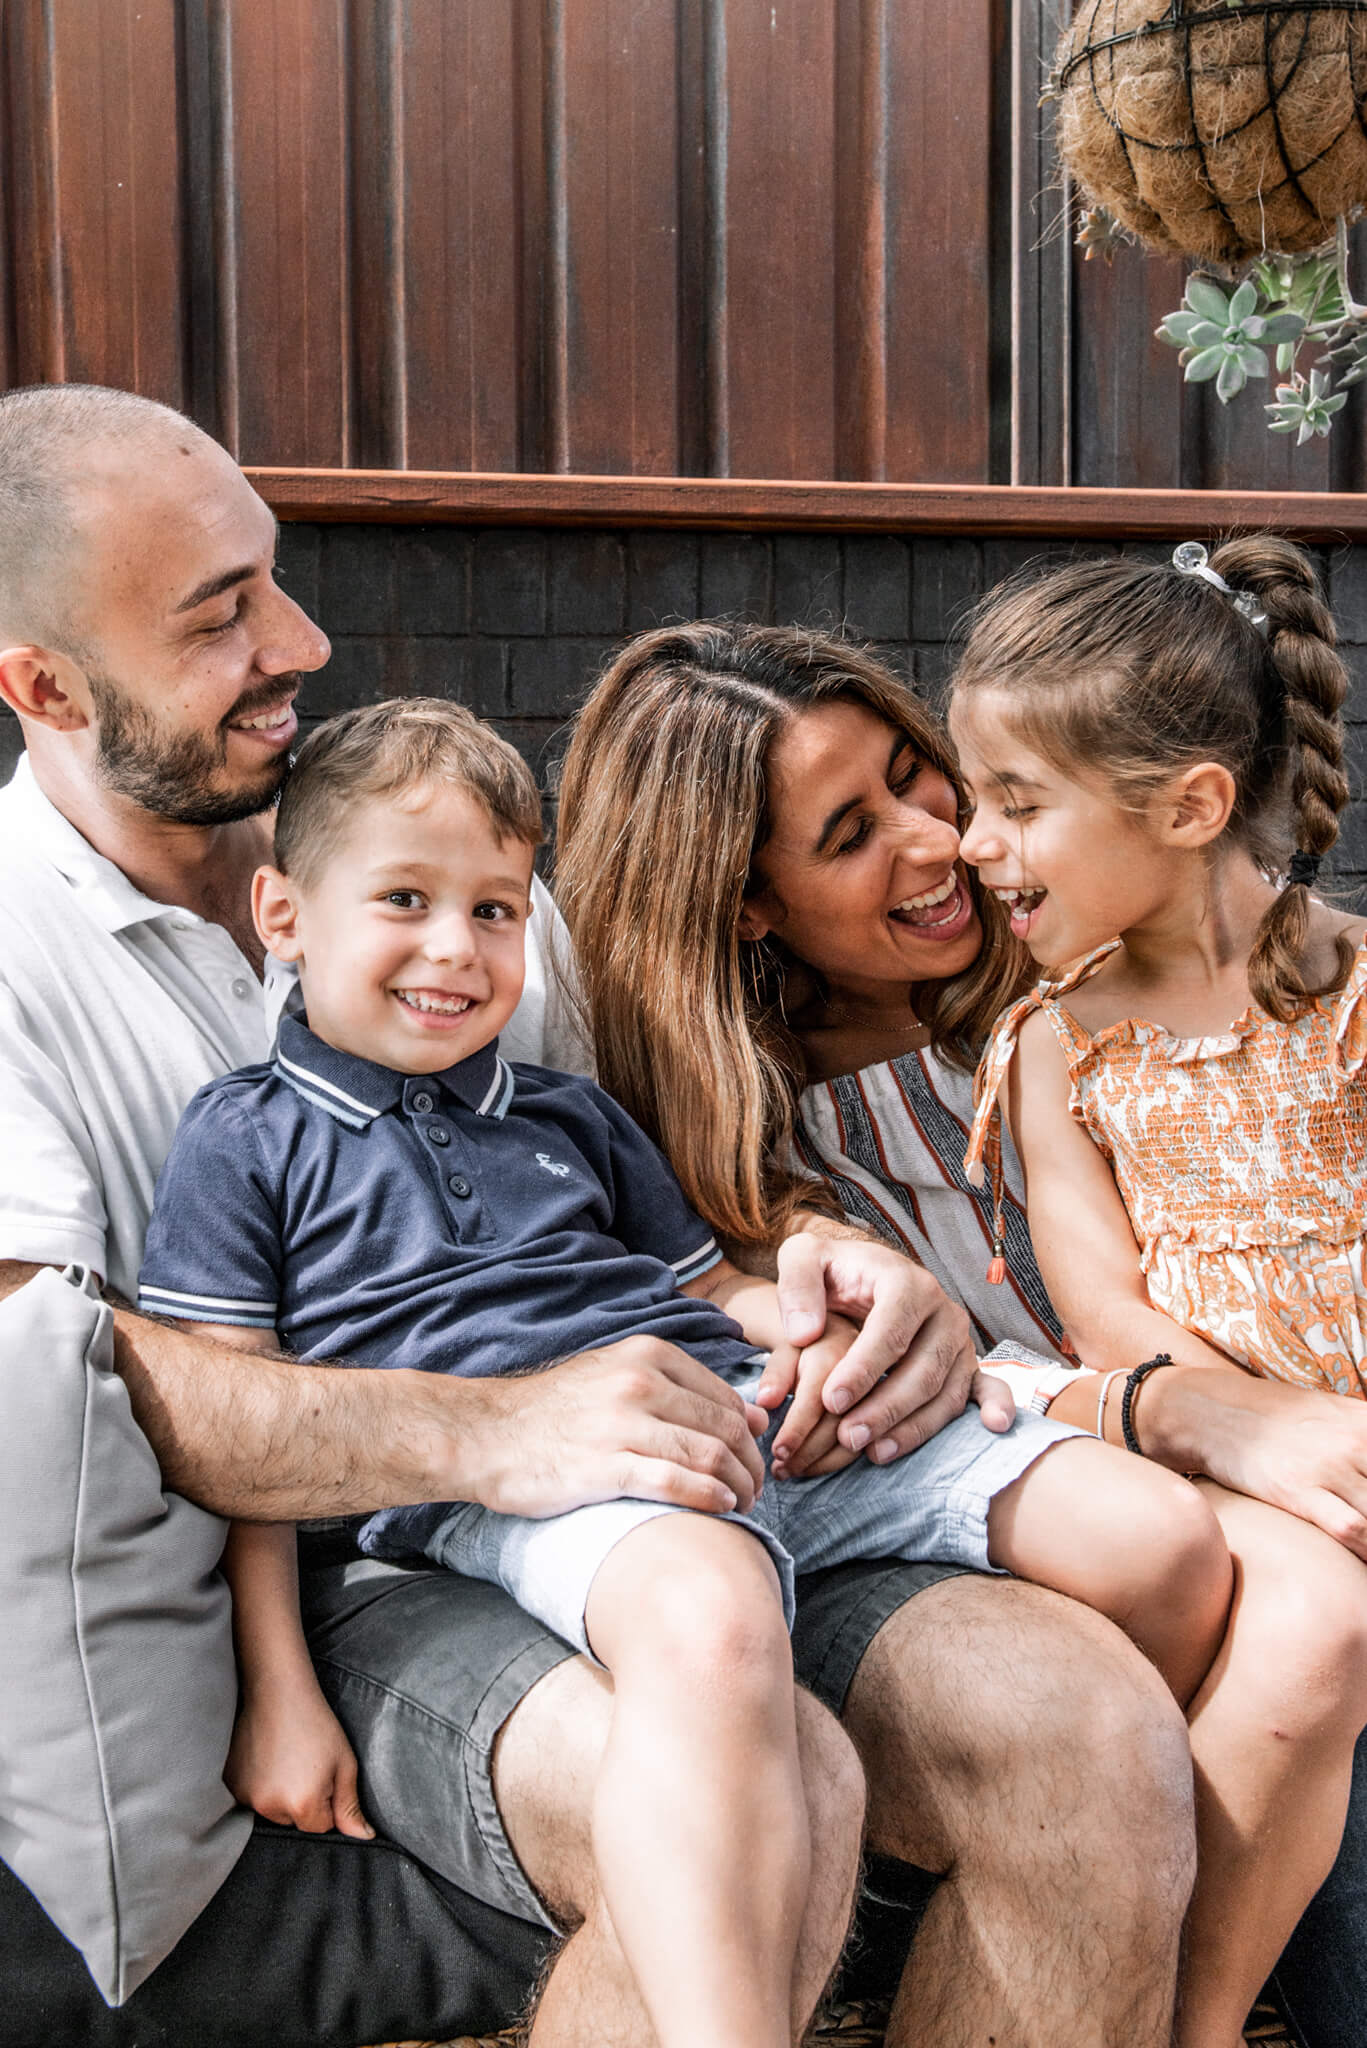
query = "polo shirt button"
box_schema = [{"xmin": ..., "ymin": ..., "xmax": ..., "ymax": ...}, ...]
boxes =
[
  {"xmin": 412, "ymin": 1092, "xmax": 435, "ymax": 1113},
  {"xmin": 426, "ymin": 1124, "xmax": 450, "ymax": 1146},
  {"xmin": 447, "ymin": 1174, "xmax": 473, "ymax": 1198},
  {"xmin": 231, "ymin": 978, "xmax": 252, "ymax": 1000}
]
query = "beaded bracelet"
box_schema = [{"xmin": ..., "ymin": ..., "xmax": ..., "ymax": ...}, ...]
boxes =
[{"xmin": 1120, "ymin": 1354, "xmax": 1174, "ymax": 1456}]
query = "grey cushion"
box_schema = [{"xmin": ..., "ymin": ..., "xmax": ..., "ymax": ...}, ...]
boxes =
[{"xmin": 0, "ymin": 1263, "xmax": 252, "ymax": 2005}]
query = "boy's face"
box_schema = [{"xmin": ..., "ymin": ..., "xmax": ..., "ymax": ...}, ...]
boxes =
[{"xmin": 256, "ymin": 781, "xmax": 535, "ymax": 1074}]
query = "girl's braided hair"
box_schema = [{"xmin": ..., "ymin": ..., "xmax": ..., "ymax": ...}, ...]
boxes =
[{"xmin": 951, "ymin": 535, "xmax": 1354, "ymax": 1021}]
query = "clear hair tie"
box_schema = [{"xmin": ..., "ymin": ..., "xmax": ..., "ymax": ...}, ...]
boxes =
[{"xmin": 1172, "ymin": 542, "xmax": 1269, "ymax": 636}]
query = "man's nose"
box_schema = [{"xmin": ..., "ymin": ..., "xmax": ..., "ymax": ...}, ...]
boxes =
[{"xmin": 260, "ymin": 591, "xmax": 330, "ymax": 676}]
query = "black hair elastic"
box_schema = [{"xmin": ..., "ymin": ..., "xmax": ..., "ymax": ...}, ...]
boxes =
[
  {"xmin": 1288, "ymin": 850, "xmax": 1322, "ymax": 887},
  {"xmin": 1120, "ymin": 1354, "xmax": 1174, "ymax": 1456}
]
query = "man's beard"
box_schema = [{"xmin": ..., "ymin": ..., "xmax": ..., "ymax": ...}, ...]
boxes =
[{"xmin": 89, "ymin": 670, "xmax": 301, "ymax": 827}]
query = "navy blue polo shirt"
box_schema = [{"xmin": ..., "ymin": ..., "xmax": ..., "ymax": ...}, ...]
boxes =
[{"xmin": 138, "ymin": 1014, "xmax": 756, "ymax": 1554}]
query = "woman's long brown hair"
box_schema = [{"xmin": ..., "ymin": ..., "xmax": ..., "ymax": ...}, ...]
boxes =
[{"xmin": 555, "ymin": 623, "xmax": 1027, "ymax": 1248}]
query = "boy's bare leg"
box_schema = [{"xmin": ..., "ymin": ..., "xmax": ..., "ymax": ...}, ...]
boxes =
[
  {"xmin": 501, "ymin": 1664, "xmax": 861, "ymax": 2047},
  {"xmin": 842, "ymin": 1576, "xmax": 1196, "ymax": 2048},
  {"xmin": 1176, "ymin": 1486, "xmax": 1367, "ymax": 2048},
  {"xmin": 576, "ymin": 1515, "xmax": 810, "ymax": 2048},
  {"xmin": 498, "ymin": 1519, "xmax": 856, "ymax": 2048}
]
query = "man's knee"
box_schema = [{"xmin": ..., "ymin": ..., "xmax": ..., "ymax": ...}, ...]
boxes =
[{"xmin": 845, "ymin": 1576, "xmax": 1195, "ymax": 1900}]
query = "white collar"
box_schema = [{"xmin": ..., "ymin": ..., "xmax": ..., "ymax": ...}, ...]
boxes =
[{"xmin": 0, "ymin": 755, "xmax": 197, "ymax": 936}]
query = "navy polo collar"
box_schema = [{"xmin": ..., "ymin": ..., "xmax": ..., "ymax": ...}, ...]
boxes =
[{"xmin": 273, "ymin": 1013, "xmax": 515, "ymax": 1129}]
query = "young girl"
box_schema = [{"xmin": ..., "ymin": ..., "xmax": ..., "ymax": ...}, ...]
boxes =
[{"xmin": 954, "ymin": 534, "xmax": 1365, "ymax": 1420}]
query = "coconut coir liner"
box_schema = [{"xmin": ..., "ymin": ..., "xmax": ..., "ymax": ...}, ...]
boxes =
[{"xmin": 1054, "ymin": 0, "xmax": 1367, "ymax": 265}]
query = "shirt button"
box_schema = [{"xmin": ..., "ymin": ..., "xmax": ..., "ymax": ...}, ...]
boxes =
[
  {"xmin": 447, "ymin": 1174, "xmax": 473, "ymax": 1198},
  {"xmin": 426, "ymin": 1124, "xmax": 450, "ymax": 1146},
  {"xmin": 231, "ymin": 978, "xmax": 252, "ymax": 1000},
  {"xmin": 412, "ymin": 1092, "xmax": 435, "ymax": 1113}
]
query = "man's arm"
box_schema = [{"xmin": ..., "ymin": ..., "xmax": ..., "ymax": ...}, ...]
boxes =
[{"xmin": 0, "ymin": 1260, "xmax": 766, "ymax": 1522}]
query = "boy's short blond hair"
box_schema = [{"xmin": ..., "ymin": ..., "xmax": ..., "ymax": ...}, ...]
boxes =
[{"xmin": 274, "ymin": 698, "xmax": 545, "ymax": 886}]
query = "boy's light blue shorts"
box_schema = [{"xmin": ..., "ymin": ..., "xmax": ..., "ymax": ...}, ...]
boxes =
[{"xmin": 420, "ymin": 1349, "xmax": 1083, "ymax": 1658}]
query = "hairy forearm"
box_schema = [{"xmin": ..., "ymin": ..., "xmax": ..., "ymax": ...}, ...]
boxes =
[
  {"xmin": 111, "ymin": 1305, "xmax": 516, "ymax": 1518},
  {"xmin": 0, "ymin": 1258, "xmax": 502, "ymax": 1519}
]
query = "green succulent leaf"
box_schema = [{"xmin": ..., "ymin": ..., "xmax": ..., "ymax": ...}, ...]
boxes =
[
  {"xmin": 1259, "ymin": 312, "xmax": 1307, "ymax": 344},
  {"xmin": 1215, "ymin": 352, "xmax": 1248, "ymax": 401},
  {"xmin": 1237, "ymin": 345, "xmax": 1268, "ymax": 377},
  {"xmin": 1157, "ymin": 311, "xmax": 1206, "ymax": 347},
  {"xmin": 1228, "ymin": 279, "xmax": 1258, "ymax": 323},
  {"xmin": 1184, "ymin": 344, "xmax": 1226, "ymax": 383},
  {"xmin": 1185, "ymin": 277, "xmax": 1232, "ymax": 325},
  {"xmin": 1276, "ymin": 340, "xmax": 1297, "ymax": 373}
]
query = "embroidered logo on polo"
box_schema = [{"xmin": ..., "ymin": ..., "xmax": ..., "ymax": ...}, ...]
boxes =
[{"xmin": 536, "ymin": 1152, "xmax": 572, "ymax": 1177}]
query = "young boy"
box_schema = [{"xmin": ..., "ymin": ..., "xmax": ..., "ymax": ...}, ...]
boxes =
[{"xmin": 138, "ymin": 700, "xmax": 1229, "ymax": 2048}]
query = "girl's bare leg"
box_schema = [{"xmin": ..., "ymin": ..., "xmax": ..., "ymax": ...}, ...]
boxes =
[
  {"xmin": 583, "ymin": 1514, "xmax": 810, "ymax": 2048},
  {"xmin": 987, "ymin": 1436, "xmax": 1234, "ymax": 1705},
  {"xmin": 1176, "ymin": 1485, "xmax": 1367, "ymax": 2048}
]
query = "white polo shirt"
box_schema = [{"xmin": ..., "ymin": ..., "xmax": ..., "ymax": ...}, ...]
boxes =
[{"xmin": 0, "ymin": 757, "xmax": 590, "ymax": 1305}]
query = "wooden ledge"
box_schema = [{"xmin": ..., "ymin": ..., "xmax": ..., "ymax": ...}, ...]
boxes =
[{"xmin": 248, "ymin": 468, "xmax": 1367, "ymax": 541}]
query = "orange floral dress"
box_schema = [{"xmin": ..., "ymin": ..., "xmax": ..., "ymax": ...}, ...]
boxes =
[{"xmin": 963, "ymin": 937, "xmax": 1367, "ymax": 1400}]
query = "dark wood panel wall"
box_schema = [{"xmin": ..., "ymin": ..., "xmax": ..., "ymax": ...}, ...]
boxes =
[{"xmin": 0, "ymin": 0, "xmax": 1362, "ymax": 490}]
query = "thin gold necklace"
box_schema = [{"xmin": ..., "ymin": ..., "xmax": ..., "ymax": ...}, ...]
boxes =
[{"xmin": 817, "ymin": 995, "xmax": 923, "ymax": 1031}]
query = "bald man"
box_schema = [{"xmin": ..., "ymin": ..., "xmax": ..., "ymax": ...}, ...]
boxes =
[{"xmin": 0, "ymin": 384, "xmax": 1228, "ymax": 2048}]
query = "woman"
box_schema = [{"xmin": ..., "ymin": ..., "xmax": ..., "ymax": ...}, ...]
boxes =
[{"xmin": 554, "ymin": 620, "xmax": 1367, "ymax": 2048}]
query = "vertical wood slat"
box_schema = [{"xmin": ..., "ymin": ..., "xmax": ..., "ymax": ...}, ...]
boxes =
[
  {"xmin": 2, "ymin": 0, "xmax": 183, "ymax": 400},
  {"xmin": 880, "ymin": 0, "xmax": 995, "ymax": 483},
  {"xmin": 711, "ymin": 0, "xmax": 839, "ymax": 480},
  {"xmin": 1009, "ymin": 0, "xmax": 1069, "ymax": 485},
  {"xmin": 553, "ymin": 0, "xmax": 681, "ymax": 474},
  {"xmin": 219, "ymin": 0, "xmax": 350, "ymax": 465},
  {"xmin": 392, "ymin": 0, "xmax": 523, "ymax": 473}
]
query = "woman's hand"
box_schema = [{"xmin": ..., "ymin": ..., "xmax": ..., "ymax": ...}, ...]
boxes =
[{"xmin": 773, "ymin": 1229, "xmax": 1015, "ymax": 1474}]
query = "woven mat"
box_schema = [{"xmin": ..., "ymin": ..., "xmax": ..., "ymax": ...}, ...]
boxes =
[{"xmin": 374, "ymin": 1993, "xmax": 1296, "ymax": 2046}]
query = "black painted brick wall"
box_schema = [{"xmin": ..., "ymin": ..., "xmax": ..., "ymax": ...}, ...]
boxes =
[{"xmin": 3, "ymin": 523, "xmax": 1364, "ymax": 902}]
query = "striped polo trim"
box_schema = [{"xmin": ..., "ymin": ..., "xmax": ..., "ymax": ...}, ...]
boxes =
[
  {"xmin": 670, "ymin": 1237, "xmax": 722, "ymax": 1284},
  {"xmin": 138, "ymin": 1282, "xmax": 278, "ymax": 1328}
]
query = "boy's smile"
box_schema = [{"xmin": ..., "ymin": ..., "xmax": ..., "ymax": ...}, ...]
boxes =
[{"xmin": 255, "ymin": 780, "xmax": 535, "ymax": 1074}]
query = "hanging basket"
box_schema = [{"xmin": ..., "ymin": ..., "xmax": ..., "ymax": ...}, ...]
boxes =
[{"xmin": 1051, "ymin": 0, "xmax": 1367, "ymax": 266}]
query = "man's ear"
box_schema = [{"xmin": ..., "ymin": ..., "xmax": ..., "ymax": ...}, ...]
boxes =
[
  {"xmin": 252, "ymin": 866, "xmax": 305, "ymax": 962},
  {"xmin": 0, "ymin": 646, "xmax": 89, "ymax": 731},
  {"xmin": 1164, "ymin": 762, "xmax": 1236, "ymax": 849}
]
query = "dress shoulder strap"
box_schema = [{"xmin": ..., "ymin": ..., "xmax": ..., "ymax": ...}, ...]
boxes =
[{"xmin": 1333, "ymin": 931, "xmax": 1367, "ymax": 1079}]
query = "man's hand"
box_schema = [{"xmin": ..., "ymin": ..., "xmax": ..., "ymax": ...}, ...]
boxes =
[
  {"xmin": 226, "ymin": 1683, "xmax": 373, "ymax": 1839},
  {"xmin": 772, "ymin": 1231, "xmax": 1014, "ymax": 1476},
  {"xmin": 444, "ymin": 1335, "xmax": 769, "ymax": 1520}
]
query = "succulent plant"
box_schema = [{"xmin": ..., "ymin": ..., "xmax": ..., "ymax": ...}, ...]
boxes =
[
  {"xmin": 1265, "ymin": 369, "xmax": 1349, "ymax": 442},
  {"xmin": 1150, "ymin": 218, "xmax": 1367, "ymax": 442}
]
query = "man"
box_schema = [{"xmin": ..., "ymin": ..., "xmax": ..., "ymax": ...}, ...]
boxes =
[{"xmin": 0, "ymin": 384, "xmax": 1198, "ymax": 2047}]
